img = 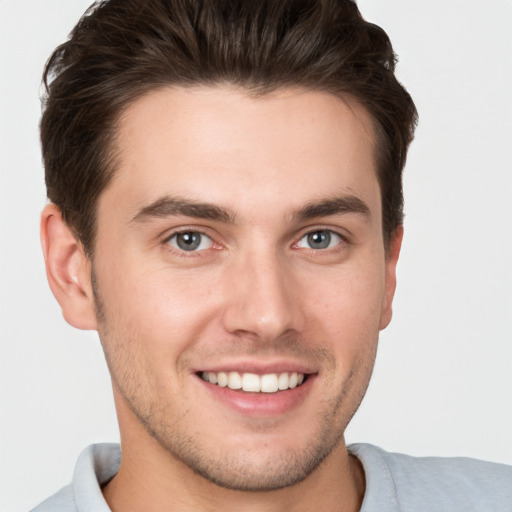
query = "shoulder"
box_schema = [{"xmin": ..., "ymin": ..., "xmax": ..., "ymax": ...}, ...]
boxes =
[
  {"xmin": 349, "ymin": 443, "xmax": 512, "ymax": 512},
  {"xmin": 30, "ymin": 484, "xmax": 76, "ymax": 512},
  {"xmin": 30, "ymin": 443, "xmax": 121, "ymax": 512}
]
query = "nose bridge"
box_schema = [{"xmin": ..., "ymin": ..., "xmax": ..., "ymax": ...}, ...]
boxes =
[{"xmin": 222, "ymin": 243, "xmax": 302, "ymax": 340}]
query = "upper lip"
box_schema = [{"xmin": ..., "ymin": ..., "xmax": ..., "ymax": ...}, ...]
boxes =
[{"xmin": 193, "ymin": 360, "xmax": 317, "ymax": 375}]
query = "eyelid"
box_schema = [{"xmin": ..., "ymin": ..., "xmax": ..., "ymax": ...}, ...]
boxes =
[
  {"xmin": 161, "ymin": 226, "xmax": 222, "ymax": 255},
  {"xmin": 161, "ymin": 225, "xmax": 213, "ymax": 243},
  {"xmin": 296, "ymin": 225, "xmax": 348, "ymax": 240},
  {"xmin": 299, "ymin": 229, "xmax": 340, "ymax": 245},
  {"xmin": 292, "ymin": 227, "xmax": 350, "ymax": 253},
  {"xmin": 168, "ymin": 232, "xmax": 212, "ymax": 250}
]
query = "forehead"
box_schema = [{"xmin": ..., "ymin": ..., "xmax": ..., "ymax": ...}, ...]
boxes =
[{"xmin": 103, "ymin": 86, "xmax": 380, "ymax": 221}]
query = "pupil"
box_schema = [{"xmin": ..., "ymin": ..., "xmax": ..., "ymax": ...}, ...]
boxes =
[
  {"xmin": 308, "ymin": 231, "xmax": 330, "ymax": 249},
  {"xmin": 177, "ymin": 232, "xmax": 200, "ymax": 251}
]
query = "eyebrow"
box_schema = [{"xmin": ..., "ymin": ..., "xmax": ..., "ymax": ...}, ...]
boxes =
[
  {"xmin": 131, "ymin": 196, "xmax": 238, "ymax": 224},
  {"xmin": 131, "ymin": 193, "xmax": 371, "ymax": 225},
  {"xmin": 292, "ymin": 195, "xmax": 371, "ymax": 221}
]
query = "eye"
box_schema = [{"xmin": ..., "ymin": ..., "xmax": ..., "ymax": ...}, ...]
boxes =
[
  {"xmin": 297, "ymin": 230, "xmax": 343, "ymax": 250},
  {"xmin": 167, "ymin": 231, "xmax": 213, "ymax": 252}
]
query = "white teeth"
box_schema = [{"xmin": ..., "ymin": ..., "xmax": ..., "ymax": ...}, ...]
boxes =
[
  {"xmin": 228, "ymin": 371, "xmax": 242, "ymax": 390},
  {"xmin": 278, "ymin": 372, "xmax": 289, "ymax": 390},
  {"xmin": 201, "ymin": 371, "xmax": 306, "ymax": 393},
  {"xmin": 242, "ymin": 373, "xmax": 261, "ymax": 392},
  {"xmin": 260, "ymin": 373, "xmax": 279, "ymax": 393},
  {"xmin": 217, "ymin": 371, "xmax": 228, "ymax": 387}
]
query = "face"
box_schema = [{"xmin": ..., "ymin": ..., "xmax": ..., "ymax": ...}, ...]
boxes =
[{"xmin": 89, "ymin": 86, "xmax": 400, "ymax": 490}]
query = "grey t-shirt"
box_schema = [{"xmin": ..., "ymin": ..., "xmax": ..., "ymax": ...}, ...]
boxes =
[{"xmin": 31, "ymin": 443, "xmax": 512, "ymax": 511}]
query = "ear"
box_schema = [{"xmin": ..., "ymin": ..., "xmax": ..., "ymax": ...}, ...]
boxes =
[
  {"xmin": 40, "ymin": 204, "xmax": 98, "ymax": 330},
  {"xmin": 379, "ymin": 225, "xmax": 404, "ymax": 330}
]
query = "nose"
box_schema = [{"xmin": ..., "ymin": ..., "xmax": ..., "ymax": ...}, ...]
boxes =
[{"xmin": 221, "ymin": 249, "xmax": 304, "ymax": 342}]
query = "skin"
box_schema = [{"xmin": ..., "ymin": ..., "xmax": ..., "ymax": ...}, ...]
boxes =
[{"xmin": 41, "ymin": 86, "xmax": 402, "ymax": 512}]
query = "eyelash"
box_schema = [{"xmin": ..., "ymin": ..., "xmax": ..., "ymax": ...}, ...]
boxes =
[
  {"xmin": 163, "ymin": 229, "xmax": 217, "ymax": 256},
  {"xmin": 162, "ymin": 227, "xmax": 348, "ymax": 256},
  {"xmin": 295, "ymin": 229, "xmax": 346, "ymax": 252}
]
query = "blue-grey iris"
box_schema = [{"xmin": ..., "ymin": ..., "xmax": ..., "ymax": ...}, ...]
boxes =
[
  {"xmin": 307, "ymin": 230, "xmax": 331, "ymax": 249},
  {"xmin": 176, "ymin": 232, "xmax": 202, "ymax": 251}
]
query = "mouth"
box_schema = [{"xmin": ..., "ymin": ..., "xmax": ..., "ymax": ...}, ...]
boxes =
[{"xmin": 199, "ymin": 371, "xmax": 307, "ymax": 393}]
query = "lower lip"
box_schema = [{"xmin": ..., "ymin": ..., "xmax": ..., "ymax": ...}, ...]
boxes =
[{"xmin": 196, "ymin": 374, "xmax": 316, "ymax": 417}]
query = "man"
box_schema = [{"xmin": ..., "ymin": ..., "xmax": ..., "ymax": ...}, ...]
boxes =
[{"xmin": 30, "ymin": 0, "xmax": 511, "ymax": 511}]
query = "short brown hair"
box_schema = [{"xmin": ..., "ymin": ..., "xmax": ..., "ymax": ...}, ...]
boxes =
[{"xmin": 41, "ymin": 0, "xmax": 418, "ymax": 253}]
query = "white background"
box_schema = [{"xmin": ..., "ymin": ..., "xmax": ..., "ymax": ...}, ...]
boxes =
[{"xmin": 1, "ymin": 1, "xmax": 511, "ymax": 510}]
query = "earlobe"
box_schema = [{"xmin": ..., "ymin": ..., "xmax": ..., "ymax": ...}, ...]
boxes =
[
  {"xmin": 380, "ymin": 225, "xmax": 404, "ymax": 330},
  {"xmin": 40, "ymin": 204, "xmax": 98, "ymax": 330}
]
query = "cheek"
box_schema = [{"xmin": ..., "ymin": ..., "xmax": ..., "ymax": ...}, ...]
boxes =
[
  {"xmin": 308, "ymin": 262, "xmax": 386, "ymax": 329},
  {"xmin": 302, "ymin": 261, "xmax": 385, "ymax": 370},
  {"xmin": 97, "ymin": 259, "xmax": 222, "ymax": 352}
]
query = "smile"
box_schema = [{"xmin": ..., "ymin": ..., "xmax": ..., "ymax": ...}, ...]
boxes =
[{"xmin": 200, "ymin": 371, "xmax": 306, "ymax": 393}]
